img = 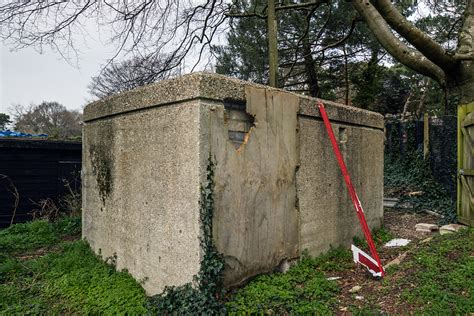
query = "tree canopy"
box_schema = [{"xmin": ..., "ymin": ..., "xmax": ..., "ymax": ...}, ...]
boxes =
[
  {"xmin": 88, "ymin": 54, "xmax": 179, "ymax": 99},
  {"xmin": 0, "ymin": 1, "xmax": 472, "ymax": 112},
  {"xmin": 11, "ymin": 102, "xmax": 82, "ymax": 139},
  {"xmin": 0, "ymin": 113, "xmax": 12, "ymax": 130}
]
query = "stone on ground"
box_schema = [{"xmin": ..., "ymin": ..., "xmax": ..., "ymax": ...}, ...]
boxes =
[
  {"xmin": 439, "ymin": 224, "xmax": 467, "ymax": 235},
  {"xmin": 384, "ymin": 238, "xmax": 411, "ymax": 247},
  {"xmin": 415, "ymin": 223, "xmax": 439, "ymax": 232},
  {"xmin": 385, "ymin": 252, "xmax": 408, "ymax": 268},
  {"xmin": 349, "ymin": 285, "xmax": 362, "ymax": 293}
]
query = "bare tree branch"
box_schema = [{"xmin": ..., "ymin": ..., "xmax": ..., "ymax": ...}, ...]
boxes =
[
  {"xmin": 89, "ymin": 54, "xmax": 180, "ymax": 99},
  {"xmin": 0, "ymin": 1, "xmax": 229, "ymax": 75},
  {"xmin": 452, "ymin": 53, "xmax": 474, "ymax": 60},
  {"xmin": 276, "ymin": 0, "xmax": 328, "ymax": 11},
  {"xmin": 226, "ymin": 11, "xmax": 266, "ymax": 19},
  {"xmin": 371, "ymin": 0, "xmax": 458, "ymax": 72},
  {"xmin": 226, "ymin": 0, "xmax": 328, "ymax": 18},
  {"xmin": 352, "ymin": 0, "xmax": 446, "ymax": 85},
  {"xmin": 0, "ymin": 174, "xmax": 20, "ymax": 226},
  {"xmin": 318, "ymin": 17, "xmax": 357, "ymax": 52}
]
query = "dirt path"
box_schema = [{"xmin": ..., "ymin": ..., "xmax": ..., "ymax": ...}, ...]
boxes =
[{"xmin": 331, "ymin": 208, "xmax": 442, "ymax": 314}]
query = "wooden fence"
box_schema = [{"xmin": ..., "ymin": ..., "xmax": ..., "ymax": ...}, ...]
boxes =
[
  {"xmin": 458, "ymin": 104, "xmax": 474, "ymax": 226},
  {"xmin": 0, "ymin": 138, "xmax": 81, "ymax": 228}
]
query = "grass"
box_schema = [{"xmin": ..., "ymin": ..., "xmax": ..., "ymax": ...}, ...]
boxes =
[
  {"xmin": 226, "ymin": 248, "xmax": 352, "ymax": 314},
  {"xmin": 0, "ymin": 219, "xmax": 67, "ymax": 254},
  {"xmin": 353, "ymin": 226, "xmax": 394, "ymax": 248},
  {"xmin": 227, "ymin": 227, "xmax": 473, "ymax": 314},
  {"xmin": 395, "ymin": 228, "xmax": 473, "ymax": 314},
  {"xmin": 1, "ymin": 217, "xmax": 472, "ymax": 314},
  {"xmin": 0, "ymin": 218, "xmax": 148, "ymax": 314}
]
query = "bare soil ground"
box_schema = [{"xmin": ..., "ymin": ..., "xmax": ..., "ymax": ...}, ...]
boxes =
[{"xmin": 330, "ymin": 208, "xmax": 442, "ymax": 314}]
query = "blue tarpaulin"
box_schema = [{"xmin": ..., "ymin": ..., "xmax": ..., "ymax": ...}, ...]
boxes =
[{"xmin": 0, "ymin": 130, "xmax": 48, "ymax": 138}]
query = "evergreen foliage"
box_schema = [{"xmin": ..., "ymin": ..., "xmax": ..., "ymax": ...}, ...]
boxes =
[
  {"xmin": 214, "ymin": 0, "xmax": 453, "ymax": 115},
  {"xmin": 0, "ymin": 113, "xmax": 11, "ymax": 130}
]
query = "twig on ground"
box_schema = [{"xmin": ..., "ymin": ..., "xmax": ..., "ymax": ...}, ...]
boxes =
[{"xmin": 0, "ymin": 174, "xmax": 20, "ymax": 226}]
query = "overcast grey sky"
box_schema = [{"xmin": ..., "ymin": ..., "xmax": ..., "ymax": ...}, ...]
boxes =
[
  {"xmin": 0, "ymin": 39, "xmax": 114, "ymax": 115},
  {"xmin": 0, "ymin": 42, "xmax": 214, "ymax": 117},
  {"xmin": 0, "ymin": 2, "xmax": 227, "ymax": 118}
]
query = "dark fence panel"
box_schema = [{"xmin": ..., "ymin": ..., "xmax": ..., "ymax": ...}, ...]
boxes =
[
  {"xmin": 385, "ymin": 116, "xmax": 457, "ymax": 198},
  {"xmin": 429, "ymin": 116, "xmax": 457, "ymax": 198},
  {"xmin": 0, "ymin": 139, "xmax": 81, "ymax": 228}
]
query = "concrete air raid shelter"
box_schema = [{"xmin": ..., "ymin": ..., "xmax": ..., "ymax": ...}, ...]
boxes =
[{"xmin": 82, "ymin": 73, "xmax": 384, "ymax": 295}]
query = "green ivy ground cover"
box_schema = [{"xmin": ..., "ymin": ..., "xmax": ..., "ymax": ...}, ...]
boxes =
[
  {"xmin": 226, "ymin": 248, "xmax": 352, "ymax": 314},
  {"xmin": 392, "ymin": 228, "xmax": 473, "ymax": 314},
  {"xmin": 0, "ymin": 218, "xmax": 148, "ymax": 314},
  {"xmin": 1, "ymin": 217, "xmax": 471, "ymax": 314}
]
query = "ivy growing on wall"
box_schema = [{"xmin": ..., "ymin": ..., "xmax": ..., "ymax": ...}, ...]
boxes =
[{"xmin": 148, "ymin": 157, "xmax": 226, "ymax": 314}]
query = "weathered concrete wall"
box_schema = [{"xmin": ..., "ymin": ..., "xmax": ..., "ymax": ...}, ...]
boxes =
[
  {"xmin": 83, "ymin": 72, "xmax": 384, "ymax": 295},
  {"xmin": 297, "ymin": 119, "xmax": 384, "ymax": 255},
  {"xmin": 83, "ymin": 102, "xmax": 203, "ymax": 295},
  {"xmin": 203, "ymin": 87, "xmax": 300, "ymax": 287}
]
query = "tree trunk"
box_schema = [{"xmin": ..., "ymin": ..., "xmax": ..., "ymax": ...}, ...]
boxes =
[
  {"xmin": 302, "ymin": 32, "xmax": 320, "ymax": 97},
  {"xmin": 416, "ymin": 78, "xmax": 429, "ymax": 117},
  {"xmin": 352, "ymin": 0, "xmax": 474, "ymax": 112},
  {"xmin": 446, "ymin": 0, "xmax": 474, "ymax": 107},
  {"xmin": 447, "ymin": 62, "xmax": 474, "ymax": 111},
  {"xmin": 443, "ymin": 58, "xmax": 474, "ymax": 114},
  {"xmin": 343, "ymin": 44, "xmax": 350, "ymax": 105},
  {"xmin": 267, "ymin": 0, "xmax": 278, "ymax": 87},
  {"xmin": 401, "ymin": 92, "xmax": 412, "ymax": 117}
]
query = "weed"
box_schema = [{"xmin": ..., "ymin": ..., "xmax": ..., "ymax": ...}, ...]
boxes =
[
  {"xmin": 226, "ymin": 248, "xmax": 351, "ymax": 313},
  {"xmin": 0, "ymin": 240, "xmax": 148, "ymax": 314},
  {"xmin": 353, "ymin": 226, "xmax": 394, "ymax": 248},
  {"xmin": 53, "ymin": 216, "xmax": 81, "ymax": 237},
  {"xmin": 0, "ymin": 254, "xmax": 24, "ymax": 282},
  {"xmin": 397, "ymin": 228, "xmax": 473, "ymax": 314},
  {"xmin": 30, "ymin": 198, "xmax": 61, "ymax": 221},
  {"xmin": 0, "ymin": 220, "xmax": 58, "ymax": 254},
  {"xmin": 29, "ymin": 176, "xmax": 82, "ymax": 221},
  {"xmin": 59, "ymin": 174, "xmax": 82, "ymax": 217},
  {"xmin": 0, "ymin": 214, "xmax": 148, "ymax": 314},
  {"xmin": 0, "ymin": 217, "xmax": 81, "ymax": 255}
]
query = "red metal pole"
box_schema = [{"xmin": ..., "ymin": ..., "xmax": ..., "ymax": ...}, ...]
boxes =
[{"xmin": 318, "ymin": 101, "xmax": 384, "ymax": 277}]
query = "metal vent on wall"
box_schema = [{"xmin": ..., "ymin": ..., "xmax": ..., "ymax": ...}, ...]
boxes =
[{"xmin": 223, "ymin": 99, "xmax": 255, "ymax": 149}]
